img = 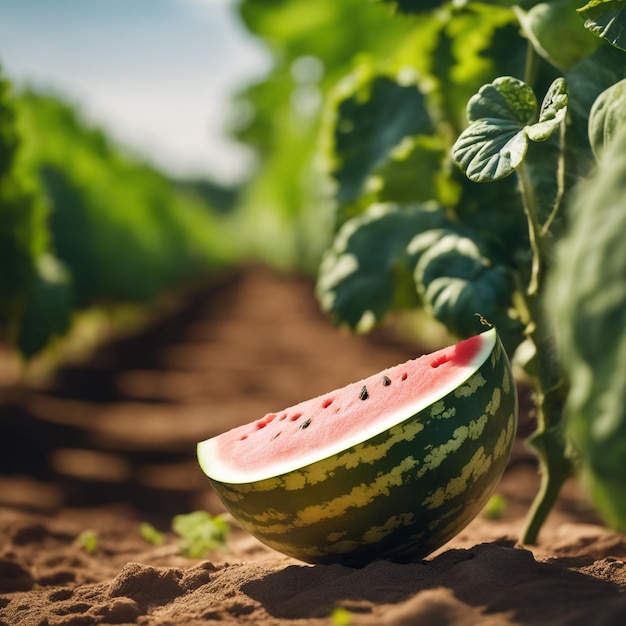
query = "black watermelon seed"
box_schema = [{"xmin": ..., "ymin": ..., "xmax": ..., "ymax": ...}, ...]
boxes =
[
  {"xmin": 382, "ymin": 376, "xmax": 391, "ymax": 386},
  {"xmin": 300, "ymin": 418, "xmax": 312, "ymax": 429},
  {"xmin": 359, "ymin": 386, "xmax": 369, "ymax": 400}
]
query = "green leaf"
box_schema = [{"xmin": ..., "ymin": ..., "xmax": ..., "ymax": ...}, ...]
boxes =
[
  {"xmin": 414, "ymin": 231, "xmax": 523, "ymax": 351},
  {"xmin": 526, "ymin": 78, "xmax": 569, "ymax": 141},
  {"xmin": 172, "ymin": 511, "xmax": 229, "ymax": 558},
  {"xmin": 452, "ymin": 77, "xmax": 568, "ymax": 182},
  {"xmin": 516, "ymin": 0, "xmax": 601, "ymax": 71},
  {"xmin": 17, "ymin": 254, "xmax": 73, "ymax": 358},
  {"xmin": 578, "ymin": 0, "xmax": 626, "ymax": 51},
  {"xmin": 466, "ymin": 76, "xmax": 537, "ymax": 124},
  {"xmin": 453, "ymin": 118, "xmax": 529, "ymax": 181},
  {"xmin": 326, "ymin": 68, "xmax": 434, "ymax": 210},
  {"xmin": 316, "ymin": 203, "xmax": 448, "ymax": 332},
  {"xmin": 588, "ymin": 77, "xmax": 626, "ymax": 157},
  {"xmin": 548, "ymin": 125, "xmax": 626, "ymax": 532}
]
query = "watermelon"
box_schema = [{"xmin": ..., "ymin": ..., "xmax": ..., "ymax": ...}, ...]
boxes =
[{"xmin": 197, "ymin": 327, "xmax": 517, "ymax": 565}]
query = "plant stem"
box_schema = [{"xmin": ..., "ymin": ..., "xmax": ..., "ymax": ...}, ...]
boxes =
[
  {"xmin": 515, "ymin": 287, "xmax": 572, "ymax": 545},
  {"xmin": 520, "ymin": 369, "xmax": 572, "ymax": 545},
  {"xmin": 521, "ymin": 431, "xmax": 572, "ymax": 545},
  {"xmin": 517, "ymin": 162, "xmax": 544, "ymax": 296},
  {"xmin": 541, "ymin": 118, "xmax": 567, "ymax": 237},
  {"xmin": 515, "ymin": 157, "xmax": 572, "ymax": 542},
  {"xmin": 524, "ymin": 40, "xmax": 540, "ymax": 88}
]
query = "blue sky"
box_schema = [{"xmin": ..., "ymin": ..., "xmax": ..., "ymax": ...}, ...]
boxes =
[{"xmin": 0, "ymin": 0, "xmax": 271, "ymax": 183}]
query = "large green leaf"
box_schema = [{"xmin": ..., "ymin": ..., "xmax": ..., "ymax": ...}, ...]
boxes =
[
  {"xmin": 548, "ymin": 125, "xmax": 626, "ymax": 532},
  {"xmin": 452, "ymin": 77, "xmax": 568, "ymax": 182},
  {"xmin": 414, "ymin": 230, "xmax": 523, "ymax": 351},
  {"xmin": 326, "ymin": 69, "xmax": 434, "ymax": 209},
  {"xmin": 516, "ymin": 0, "xmax": 601, "ymax": 71},
  {"xmin": 578, "ymin": 0, "xmax": 626, "ymax": 51},
  {"xmin": 316, "ymin": 203, "xmax": 447, "ymax": 331}
]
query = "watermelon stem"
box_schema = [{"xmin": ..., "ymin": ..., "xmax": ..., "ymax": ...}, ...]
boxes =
[
  {"xmin": 521, "ymin": 384, "xmax": 572, "ymax": 544},
  {"xmin": 517, "ymin": 290, "xmax": 573, "ymax": 544},
  {"xmin": 521, "ymin": 447, "xmax": 571, "ymax": 545},
  {"xmin": 517, "ymin": 162, "xmax": 545, "ymax": 298}
]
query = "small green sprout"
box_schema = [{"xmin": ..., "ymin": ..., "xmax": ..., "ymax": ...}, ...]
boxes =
[
  {"xmin": 139, "ymin": 522, "xmax": 164, "ymax": 545},
  {"xmin": 172, "ymin": 511, "xmax": 229, "ymax": 558},
  {"xmin": 75, "ymin": 529, "xmax": 99, "ymax": 555},
  {"xmin": 483, "ymin": 493, "xmax": 508, "ymax": 520}
]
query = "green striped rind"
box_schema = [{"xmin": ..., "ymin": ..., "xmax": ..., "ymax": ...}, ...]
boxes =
[{"xmin": 207, "ymin": 333, "xmax": 517, "ymax": 565}]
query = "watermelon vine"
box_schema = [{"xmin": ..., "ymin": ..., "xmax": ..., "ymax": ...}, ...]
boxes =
[{"xmin": 302, "ymin": 0, "xmax": 626, "ymax": 543}]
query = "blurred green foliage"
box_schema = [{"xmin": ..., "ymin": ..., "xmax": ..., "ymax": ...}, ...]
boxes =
[
  {"xmin": 16, "ymin": 92, "xmax": 238, "ymax": 307},
  {"xmin": 550, "ymin": 126, "xmax": 626, "ymax": 533},
  {"xmin": 0, "ymin": 67, "xmax": 241, "ymax": 358},
  {"xmin": 231, "ymin": 0, "xmax": 417, "ymax": 272},
  {"xmin": 172, "ymin": 510, "xmax": 229, "ymax": 558},
  {"xmin": 0, "ymin": 67, "xmax": 67, "ymax": 357},
  {"xmin": 232, "ymin": 0, "xmax": 535, "ymax": 272}
]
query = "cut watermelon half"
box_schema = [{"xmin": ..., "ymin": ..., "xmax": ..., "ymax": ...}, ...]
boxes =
[{"xmin": 197, "ymin": 327, "xmax": 517, "ymax": 565}]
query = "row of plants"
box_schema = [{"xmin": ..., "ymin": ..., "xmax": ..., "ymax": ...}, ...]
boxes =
[
  {"xmin": 235, "ymin": 0, "xmax": 626, "ymax": 541},
  {"xmin": 0, "ymin": 67, "xmax": 241, "ymax": 359}
]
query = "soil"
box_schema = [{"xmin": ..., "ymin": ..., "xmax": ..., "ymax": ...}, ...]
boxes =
[{"xmin": 1, "ymin": 264, "xmax": 626, "ymax": 626}]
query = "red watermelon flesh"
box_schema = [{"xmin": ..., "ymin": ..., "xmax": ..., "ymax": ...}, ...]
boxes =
[{"xmin": 199, "ymin": 330, "xmax": 491, "ymax": 484}]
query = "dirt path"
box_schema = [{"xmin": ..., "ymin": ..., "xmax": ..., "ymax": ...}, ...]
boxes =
[{"xmin": 1, "ymin": 265, "xmax": 626, "ymax": 625}]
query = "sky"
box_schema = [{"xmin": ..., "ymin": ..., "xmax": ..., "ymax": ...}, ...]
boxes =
[{"xmin": 0, "ymin": 0, "xmax": 272, "ymax": 184}]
